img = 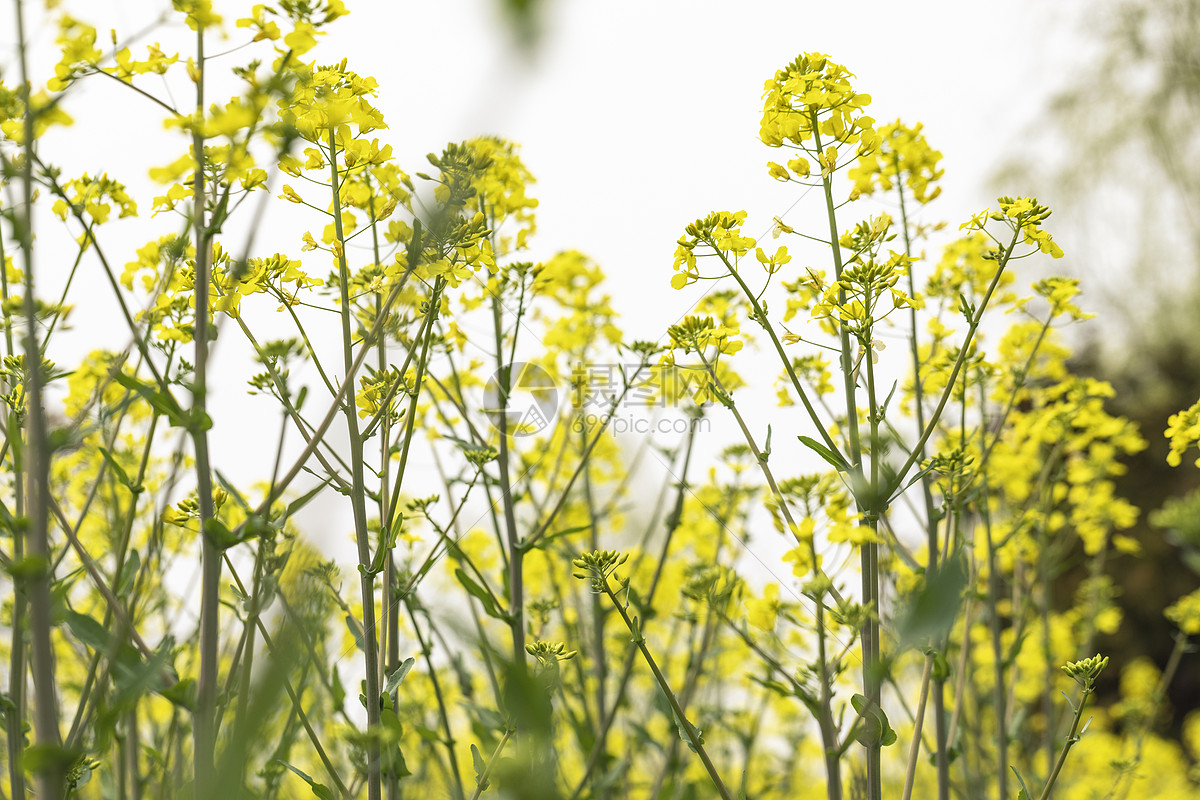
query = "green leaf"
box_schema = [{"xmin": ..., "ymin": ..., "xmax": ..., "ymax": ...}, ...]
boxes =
[
  {"xmin": 160, "ymin": 678, "xmax": 196, "ymax": 710},
  {"xmin": 66, "ymin": 612, "xmax": 177, "ymax": 713},
  {"xmin": 284, "ymin": 477, "xmax": 333, "ymax": 520},
  {"xmin": 887, "ymin": 461, "xmax": 937, "ymax": 505},
  {"xmin": 97, "ymin": 446, "xmax": 141, "ymax": 494},
  {"xmin": 384, "ymin": 657, "xmax": 415, "ymax": 695},
  {"xmin": 64, "ymin": 610, "xmax": 112, "ymax": 653},
  {"xmin": 851, "ymin": 693, "xmax": 897, "ymax": 748},
  {"xmin": 386, "ymin": 742, "xmax": 411, "ymax": 781},
  {"xmin": 22, "ymin": 743, "xmax": 80, "ymax": 774},
  {"xmin": 331, "ymin": 666, "xmax": 346, "ymax": 714},
  {"xmin": 797, "ymin": 435, "xmax": 850, "ymax": 473},
  {"xmin": 344, "ymin": 615, "xmax": 365, "ymax": 652},
  {"xmin": 527, "ymin": 523, "xmax": 591, "ymax": 549},
  {"xmin": 896, "ymin": 553, "xmax": 968, "ymax": 647},
  {"xmin": 380, "ymin": 706, "xmax": 402, "ymax": 733},
  {"xmin": 455, "ymin": 568, "xmax": 505, "ymax": 621},
  {"xmin": 277, "ymin": 760, "xmax": 336, "ymax": 799},
  {"xmin": 202, "ymin": 517, "xmax": 241, "ymax": 550},
  {"xmin": 1011, "ymin": 766, "xmax": 1032, "ymax": 800},
  {"xmin": 504, "ymin": 660, "xmax": 552, "ymax": 738},
  {"xmin": 116, "ymin": 550, "xmax": 140, "ymax": 597},
  {"xmin": 413, "ymin": 723, "xmax": 440, "ymax": 743},
  {"xmin": 112, "ymin": 372, "xmax": 189, "ymax": 428},
  {"xmin": 880, "ymin": 380, "xmax": 899, "ymax": 418},
  {"xmin": 674, "ymin": 713, "xmax": 704, "ymax": 753},
  {"xmin": 760, "ymin": 424, "xmax": 772, "ymax": 462},
  {"xmin": 470, "ymin": 743, "xmax": 489, "ymax": 791},
  {"xmin": 362, "ymin": 523, "xmax": 400, "ymax": 578},
  {"xmin": 110, "ymin": 646, "xmax": 173, "ymax": 714},
  {"xmin": 404, "ymin": 218, "xmax": 425, "ymax": 276},
  {"xmin": 958, "ymin": 292, "xmax": 976, "ymax": 320},
  {"xmin": 5, "ymin": 553, "xmax": 48, "ymax": 581},
  {"xmin": 46, "ymin": 425, "xmax": 81, "ymax": 454}
]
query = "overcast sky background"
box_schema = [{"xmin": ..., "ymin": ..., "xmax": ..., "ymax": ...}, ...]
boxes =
[{"xmin": 7, "ymin": 0, "xmax": 1106, "ymax": 589}]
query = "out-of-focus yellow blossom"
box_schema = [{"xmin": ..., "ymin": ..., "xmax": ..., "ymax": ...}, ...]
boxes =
[
  {"xmin": 745, "ymin": 583, "xmax": 782, "ymax": 632},
  {"xmin": 1165, "ymin": 398, "xmax": 1200, "ymax": 467},
  {"xmin": 1165, "ymin": 587, "xmax": 1200, "ymax": 635},
  {"xmin": 849, "ymin": 120, "xmax": 943, "ymax": 204}
]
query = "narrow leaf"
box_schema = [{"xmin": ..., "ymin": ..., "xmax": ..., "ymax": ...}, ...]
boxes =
[
  {"xmin": 384, "ymin": 657, "xmax": 416, "ymax": 695},
  {"xmin": 797, "ymin": 435, "xmax": 850, "ymax": 473},
  {"xmin": 455, "ymin": 568, "xmax": 504, "ymax": 620},
  {"xmin": 276, "ymin": 760, "xmax": 335, "ymax": 800},
  {"xmin": 112, "ymin": 372, "xmax": 188, "ymax": 428}
]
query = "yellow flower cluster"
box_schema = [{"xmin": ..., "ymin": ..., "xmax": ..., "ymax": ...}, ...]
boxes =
[
  {"xmin": 465, "ymin": 137, "xmax": 538, "ymax": 254},
  {"xmin": 1165, "ymin": 588, "xmax": 1200, "ymax": 634},
  {"xmin": 926, "ymin": 232, "xmax": 1016, "ymax": 306},
  {"xmin": 808, "ymin": 250, "xmax": 916, "ymax": 343},
  {"xmin": 962, "ymin": 196, "xmax": 1065, "ymax": 259},
  {"xmin": 759, "ymin": 52, "xmax": 876, "ymax": 156},
  {"xmin": 0, "ymin": 84, "xmax": 72, "ymax": 143},
  {"xmin": 848, "ymin": 120, "xmax": 943, "ymax": 203},
  {"xmin": 1165, "ymin": 397, "xmax": 1200, "ymax": 467},
  {"xmin": 50, "ymin": 172, "xmax": 138, "ymax": 226},
  {"xmin": 671, "ymin": 210, "xmax": 755, "ymax": 289},
  {"xmin": 283, "ymin": 59, "xmax": 385, "ymax": 141},
  {"xmin": 213, "ymin": 250, "xmax": 325, "ymax": 317}
]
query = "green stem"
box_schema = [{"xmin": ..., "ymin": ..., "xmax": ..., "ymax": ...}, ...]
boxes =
[
  {"xmin": 603, "ymin": 583, "xmax": 734, "ymax": 800},
  {"xmin": 1108, "ymin": 633, "xmax": 1188, "ymax": 800},
  {"xmin": 224, "ymin": 558, "xmax": 350, "ymax": 798},
  {"xmin": 977, "ymin": 378, "xmax": 1009, "ymax": 800},
  {"xmin": 467, "ymin": 729, "xmax": 512, "ymax": 800},
  {"xmin": 891, "ymin": 226, "xmax": 1022, "ymax": 490},
  {"xmin": 0, "ymin": 211, "xmax": 20, "ymax": 800},
  {"xmin": 719, "ymin": 255, "xmax": 843, "ymax": 462},
  {"xmin": 811, "ymin": 112, "xmax": 880, "ymax": 799},
  {"xmin": 406, "ymin": 604, "xmax": 466, "ymax": 800},
  {"xmin": 901, "ymin": 654, "xmax": 935, "ymax": 800},
  {"xmin": 522, "ymin": 363, "xmax": 648, "ymax": 550},
  {"xmin": 490, "ymin": 291, "xmax": 526, "ymax": 674},
  {"xmin": 893, "ymin": 159, "xmax": 951, "ymax": 800},
  {"xmin": 15, "ymin": 1, "xmax": 63, "ymax": 797},
  {"xmin": 694, "ymin": 350, "xmax": 846, "ymax": 608},
  {"xmin": 580, "ymin": 429, "xmax": 608, "ymax": 798},
  {"xmin": 187, "ymin": 24, "xmax": 224, "ymax": 797},
  {"xmin": 566, "ymin": 429, "xmax": 698, "ymax": 800},
  {"xmin": 1036, "ymin": 686, "xmax": 1095, "ymax": 800},
  {"xmin": 328, "ymin": 126, "xmax": 382, "ymax": 800}
]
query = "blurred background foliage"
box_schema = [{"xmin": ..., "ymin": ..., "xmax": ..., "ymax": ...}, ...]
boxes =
[{"xmin": 999, "ymin": 0, "xmax": 1200, "ymax": 742}]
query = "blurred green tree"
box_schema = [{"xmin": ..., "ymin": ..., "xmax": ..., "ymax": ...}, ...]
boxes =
[{"xmin": 998, "ymin": 0, "xmax": 1200, "ymax": 741}]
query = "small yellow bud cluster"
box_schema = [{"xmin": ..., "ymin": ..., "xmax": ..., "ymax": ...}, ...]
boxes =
[
  {"xmin": 524, "ymin": 640, "xmax": 578, "ymax": 664},
  {"xmin": 571, "ymin": 549, "xmax": 628, "ymax": 594},
  {"xmin": 671, "ymin": 211, "xmax": 755, "ymax": 289},
  {"xmin": 1062, "ymin": 653, "xmax": 1110, "ymax": 692}
]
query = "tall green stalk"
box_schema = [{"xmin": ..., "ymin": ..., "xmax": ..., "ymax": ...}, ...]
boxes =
[
  {"xmin": 189, "ymin": 25, "xmax": 222, "ymax": 797},
  {"xmin": 0, "ymin": 199, "xmax": 27, "ymax": 800},
  {"xmin": 895, "ymin": 164, "xmax": 951, "ymax": 799},
  {"xmin": 15, "ymin": 1, "xmax": 63, "ymax": 796},
  {"xmin": 811, "ymin": 113, "xmax": 881, "ymax": 800},
  {"xmin": 491, "ymin": 292, "xmax": 526, "ymax": 676},
  {"xmin": 328, "ymin": 127, "xmax": 382, "ymax": 800}
]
